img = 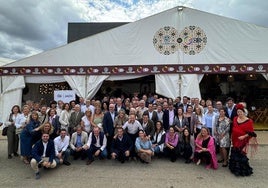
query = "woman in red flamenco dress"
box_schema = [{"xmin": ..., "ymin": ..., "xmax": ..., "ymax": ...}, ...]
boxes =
[{"xmin": 229, "ymin": 104, "xmax": 257, "ymax": 176}]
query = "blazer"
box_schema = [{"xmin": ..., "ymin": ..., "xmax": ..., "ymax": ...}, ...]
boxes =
[
  {"xmin": 103, "ymin": 111, "xmax": 117, "ymax": 136},
  {"xmin": 163, "ymin": 109, "xmax": 177, "ymax": 131},
  {"xmin": 178, "ymin": 104, "xmax": 191, "ymax": 113},
  {"xmin": 115, "ymin": 105, "xmax": 126, "ymax": 113},
  {"xmin": 50, "ymin": 115, "xmax": 61, "ymax": 133},
  {"xmin": 173, "ymin": 116, "xmax": 188, "ymax": 130},
  {"xmin": 138, "ymin": 118, "xmax": 155, "ymax": 138},
  {"xmin": 69, "ymin": 111, "xmax": 84, "ymax": 128},
  {"xmin": 31, "ymin": 139, "xmax": 55, "ymax": 163},
  {"xmin": 184, "ymin": 113, "xmax": 198, "ymax": 135},
  {"xmin": 144, "ymin": 110, "xmax": 158, "ymax": 125},
  {"xmin": 111, "ymin": 133, "xmax": 133, "ymax": 153},
  {"xmin": 70, "ymin": 131, "xmax": 88, "ymax": 150},
  {"xmin": 59, "ymin": 110, "xmax": 71, "ymax": 127},
  {"xmin": 224, "ymin": 106, "xmax": 237, "ymax": 121}
]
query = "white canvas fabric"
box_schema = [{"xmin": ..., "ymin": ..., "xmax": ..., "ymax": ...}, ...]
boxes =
[
  {"xmin": 0, "ymin": 76, "xmax": 25, "ymax": 121},
  {"xmin": 1, "ymin": 6, "xmax": 268, "ymax": 119}
]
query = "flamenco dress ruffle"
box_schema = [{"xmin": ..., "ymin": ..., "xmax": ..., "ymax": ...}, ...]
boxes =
[{"xmin": 229, "ymin": 148, "xmax": 253, "ymax": 176}]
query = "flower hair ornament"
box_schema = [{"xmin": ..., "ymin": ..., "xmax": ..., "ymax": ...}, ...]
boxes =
[{"xmin": 235, "ymin": 103, "xmax": 245, "ymax": 112}]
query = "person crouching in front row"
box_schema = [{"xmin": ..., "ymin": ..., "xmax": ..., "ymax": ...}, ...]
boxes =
[
  {"xmin": 164, "ymin": 126, "xmax": 179, "ymax": 162},
  {"xmin": 135, "ymin": 130, "xmax": 154, "ymax": 163},
  {"xmin": 111, "ymin": 127, "xmax": 133, "ymax": 163},
  {"xmin": 54, "ymin": 129, "xmax": 71, "ymax": 166},
  {"xmin": 194, "ymin": 127, "xmax": 218, "ymax": 169},
  {"xmin": 30, "ymin": 133, "xmax": 57, "ymax": 180},
  {"xmin": 83, "ymin": 126, "xmax": 108, "ymax": 165},
  {"xmin": 70, "ymin": 126, "xmax": 88, "ymax": 160}
]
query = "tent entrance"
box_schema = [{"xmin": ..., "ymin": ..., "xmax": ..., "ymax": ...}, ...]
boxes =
[
  {"xmin": 199, "ymin": 74, "xmax": 268, "ymax": 108},
  {"xmin": 96, "ymin": 75, "xmax": 155, "ymax": 99}
]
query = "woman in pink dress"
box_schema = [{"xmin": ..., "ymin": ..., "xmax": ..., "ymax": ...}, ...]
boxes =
[{"xmin": 194, "ymin": 127, "xmax": 218, "ymax": 169}]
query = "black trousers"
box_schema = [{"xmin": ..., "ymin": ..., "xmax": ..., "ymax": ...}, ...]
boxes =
[
  {"xmin": 194, "ymin": 151, "xmax": 211, "ymax": 165},
  {"xmin": 164, "ymin": 147, "xmax": 179, "ymax": 161},
  {"xmin": 127, "ymin": 132, "xmax": 138, "ymax": 157},
  {"xmin": 106, "ymin": 135, "xmax": 113, "ymax": 158},
  {"xmin": 182, "ymin": 144, "xmax": 193, "ymax": 160},
  {"xmin": 114, "ymin": 150, "xmax": 129, "ymax": 162}
]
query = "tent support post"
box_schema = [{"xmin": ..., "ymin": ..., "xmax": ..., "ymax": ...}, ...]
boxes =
[
  {"xmin": 178, "ymin": 74, "xmax": 182, "ymax": 98},
  {"xmin": 85, "ymin": 75, "xmax": 88, "ymax": 99}
]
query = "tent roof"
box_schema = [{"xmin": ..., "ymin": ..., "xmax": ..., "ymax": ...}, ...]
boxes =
[
  {"xmin": 0, "ymin": 57, "xmax": 14, "ymax": 66},
  {"xmin": 2, "ymin": 6, "xmax": 267, "ymax": 75}
]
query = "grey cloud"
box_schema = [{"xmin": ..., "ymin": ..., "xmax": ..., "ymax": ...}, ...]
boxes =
[
  {"xmin": 0, "ymin": 0, "xmax": 267, "ymax": 60},
  {"xmin": 0, "ymin": 0, "xmax": 86, "ymax": 59}
]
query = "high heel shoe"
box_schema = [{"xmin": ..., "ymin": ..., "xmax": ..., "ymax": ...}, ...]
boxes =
[{"xmin": 222, "ymin": 162, "xmax": 228, "ymax": 167}]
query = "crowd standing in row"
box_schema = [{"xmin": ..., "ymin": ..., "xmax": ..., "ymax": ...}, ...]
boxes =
[{"xmin": 1, "ymin": 94, "xmax": 258, "ymax": 179}]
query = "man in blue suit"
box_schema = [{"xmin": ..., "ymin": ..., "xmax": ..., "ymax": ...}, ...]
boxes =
[
  {"xmin": 224, "ymin": 97, "xmax": 237, "ymax": 135},
  {"xmin": 30, "ymin": 133, "xmax": 57, "ymax": 180},
  {"xmin": 163, "ymin": 102, "xmax": 177, "ymax": 131},
  {"xmin": 111, "ymin": 127, "xmax": 133, "ymax": 163},
  {"xmin": 102, "ymin": 103, "xmax": 117, "ymax": 158}
]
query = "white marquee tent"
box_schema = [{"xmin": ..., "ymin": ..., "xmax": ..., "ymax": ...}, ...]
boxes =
[{"xmin": 1, "ymin": 6, "xmax": 268, "ymax": 120}]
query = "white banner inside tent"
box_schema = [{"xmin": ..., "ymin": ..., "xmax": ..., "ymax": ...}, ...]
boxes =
[{"xmin": 54, "ymin": 90, "xmax": 75, "ymax": 103}]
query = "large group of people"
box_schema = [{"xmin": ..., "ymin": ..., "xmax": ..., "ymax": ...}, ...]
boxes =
[{"xmin": 1, "ymin": 94, "xmax": 258, "ymax": 179}]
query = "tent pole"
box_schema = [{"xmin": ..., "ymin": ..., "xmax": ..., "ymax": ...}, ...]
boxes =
[
  {"xmin": 85, "ymin": 75, "xmax": 88, "ymax": 99},
  {"xmin": 178, "ymin": 74, "xmax": 182, "ymax": 98}
]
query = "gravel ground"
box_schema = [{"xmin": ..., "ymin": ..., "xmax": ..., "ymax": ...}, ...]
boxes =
[{"xmin": 0, "ymin": 131, "xmax": 267, "ymax": 188}]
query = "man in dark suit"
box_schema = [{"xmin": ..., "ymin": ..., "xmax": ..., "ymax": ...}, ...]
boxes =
[
  {"xmin": 47, "ymin": 108, "xmax": 61, "ymax": 140},
  {"xmin": 163, "ymin": 102, "xmax": 177, "ymax": 131},
  {"xmin": 144, "ymin": 103, "xmax": 158, "ymax": 125},
  {"xmin": 115, "ymin": 97, "xmax": 126, "ymax": 113},
  {"xmin": 139, "ymin": 112, "xmax": 155, "ymax": 139},
  {"xmin": 111, "ymin": 127, "xmax": 133, "ymax": 163},
  {"xmin": 178, "ymin": 96, "xmax": 190, "ymax": 113},
  {"xmin": 30, "ymin": 133, "xmax": 57, "ymax": 180},
  {"xmin": 103, "ymin": 103, "xmax": 117, "ymax": 158},
  {"xmin": 69, "ymin": 104, "xmax": 84, "ymax": 136},
  {"xmin": 224, "ymin": 97, "xmax": 237, "ymax": 135}
]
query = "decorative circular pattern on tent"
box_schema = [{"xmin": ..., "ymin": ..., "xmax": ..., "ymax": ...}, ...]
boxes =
[
  {"xmin": 177, "ymin": 26, "xmax": 207, "ymax": 55},
  {"xmin": 153, "ymin": 26, "xmax": 207, "ymax": 55},
  {"xmin": 153, "ymin": 26, "xmax": 179, "ymax": 55}
]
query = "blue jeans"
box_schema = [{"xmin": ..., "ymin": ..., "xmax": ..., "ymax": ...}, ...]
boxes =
[
  {"xmin": 55, "ymin": 149, "xmax": 70, "ymax": 164},
  {"xmin": 154, "ymin": 146, "xmax": 161, "ymax": 154}
]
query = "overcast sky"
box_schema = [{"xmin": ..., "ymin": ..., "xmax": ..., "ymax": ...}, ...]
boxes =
[{"xmin": 0, "ymin": 0, "xmax": 268, "ymax": 60}]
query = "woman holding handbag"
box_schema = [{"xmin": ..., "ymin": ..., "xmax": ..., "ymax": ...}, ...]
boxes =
[{"xmin": 5, "ymin": 105, "xmax": 21, "ymax": 159}]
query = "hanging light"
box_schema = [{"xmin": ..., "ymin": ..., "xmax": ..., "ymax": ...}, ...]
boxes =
[
  {"xmin": 245, "ymin": 74, "xmax": 257, "ymax": 80},
  {"xmin": 227, "ymin": 74, "xmax": 234, "ymax": 82}
]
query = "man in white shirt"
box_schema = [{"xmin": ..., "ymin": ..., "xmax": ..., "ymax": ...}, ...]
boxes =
[
  {"xmin": 81, "ymin": 99, "xmax": 95, "ymax": 114},
  {"xmin": 122, "ymin": 114, "xmax": 143, "ymax": 159},
  {"xmin": 83, "ymin": 126, "xmax": 107, "ymax": 165},
  {"xmin": 54, "ymin": 129, "xmax": 71, "ymax": 165}
]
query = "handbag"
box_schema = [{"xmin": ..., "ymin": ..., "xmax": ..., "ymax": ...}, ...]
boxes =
[{"xmin": 2, "ymin": 126, "xmax": 8, "ymax": 136}]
